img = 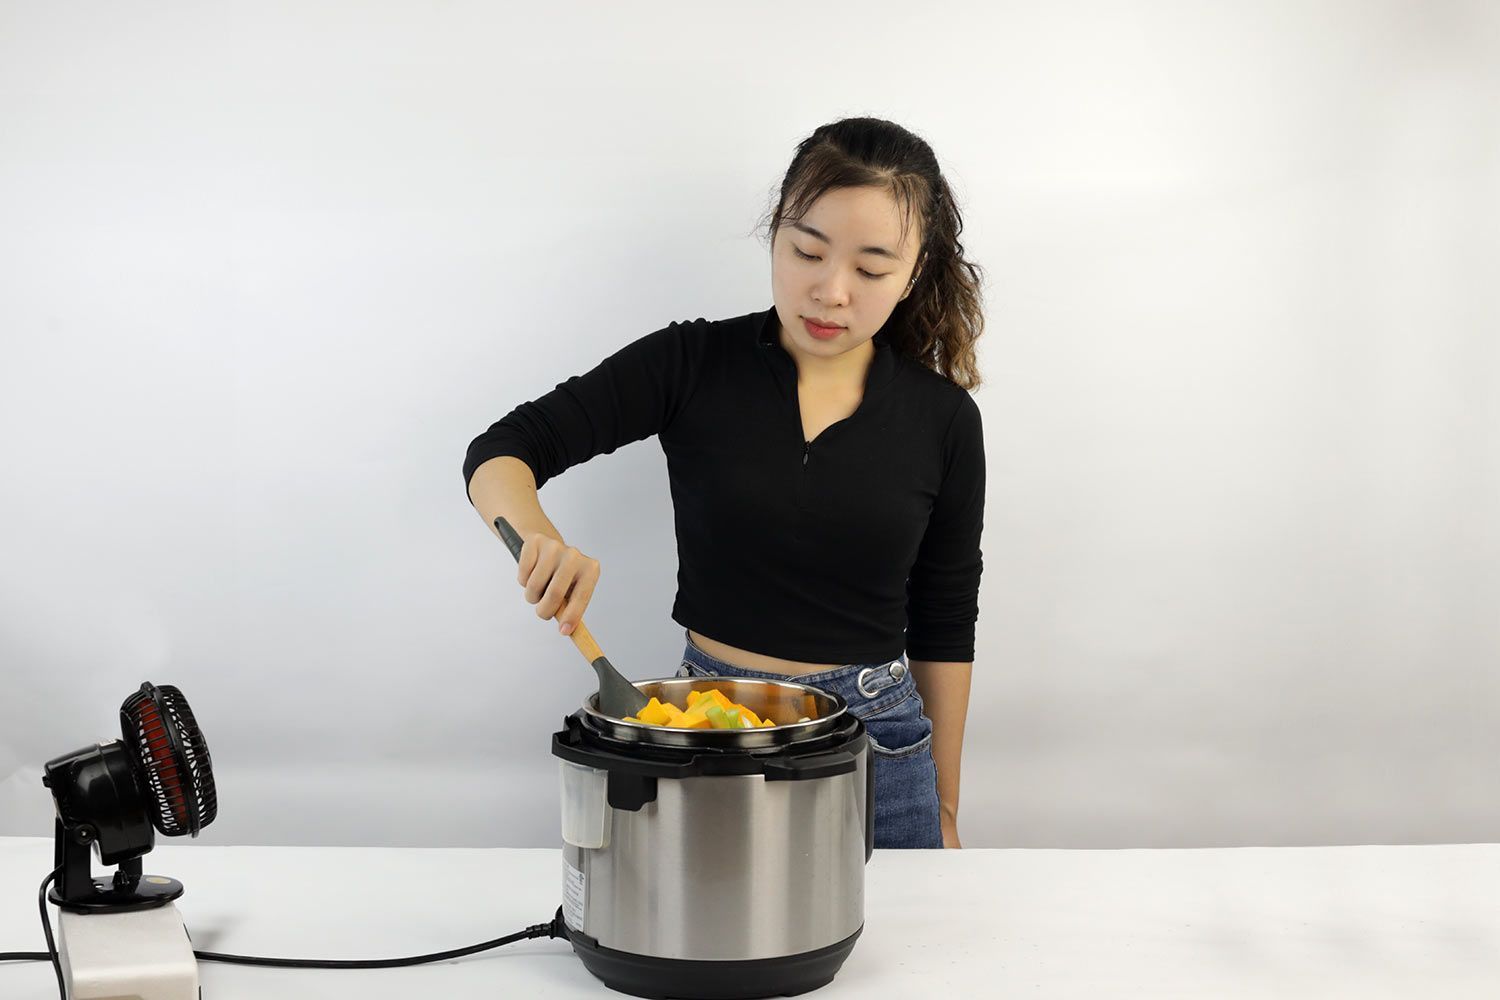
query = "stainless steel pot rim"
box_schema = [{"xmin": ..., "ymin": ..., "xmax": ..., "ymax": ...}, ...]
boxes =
[{"xmin": 579, "ymin": 675, "xmax": 850, "ymax": 748}]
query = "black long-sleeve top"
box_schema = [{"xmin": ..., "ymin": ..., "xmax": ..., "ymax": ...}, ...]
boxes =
[{"xmin": 463, "ymin": 304, "xmax": 985, "ymax": 664}]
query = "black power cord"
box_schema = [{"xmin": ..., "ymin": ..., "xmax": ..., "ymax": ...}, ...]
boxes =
[{"xmin": 2, "ymin": 865, "xmax": 568, "ymax": 999}]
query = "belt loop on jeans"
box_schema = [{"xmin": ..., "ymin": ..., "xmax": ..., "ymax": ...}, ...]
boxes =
[{"xmin": 856, "ymin": 659, "xmax": 908, "ymax": 698}]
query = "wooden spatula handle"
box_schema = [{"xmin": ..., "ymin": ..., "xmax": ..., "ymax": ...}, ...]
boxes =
[{"xmin": 566, "ymin": 621, "xmax": 603, "ymax": 662}]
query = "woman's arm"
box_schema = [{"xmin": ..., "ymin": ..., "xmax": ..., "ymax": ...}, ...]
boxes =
[
  {"xmin": 467, "ymin": 455, "xmax": 567, "ymax": 545},
  {"xmin": 904, "ymin": 393, "xmax": 984, "ymax": 848},
  {"xmin": 910, "ymin": 658, "xmax": 972, "ymax": 848}
]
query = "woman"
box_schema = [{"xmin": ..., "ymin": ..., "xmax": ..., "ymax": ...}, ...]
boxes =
[{"xmin": 464, "ymin": 117, "xmax": 986, "ymax": 849}]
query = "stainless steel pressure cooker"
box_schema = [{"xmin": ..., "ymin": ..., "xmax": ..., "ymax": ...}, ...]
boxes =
[{"xmin": 551, "ymin": 674, "xmax": 873, "ymax": 999}]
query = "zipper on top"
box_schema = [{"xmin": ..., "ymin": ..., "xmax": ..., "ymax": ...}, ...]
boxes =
[{"xmin": 803, "ymin": 440, "xmax": 811, "ymax": 467}]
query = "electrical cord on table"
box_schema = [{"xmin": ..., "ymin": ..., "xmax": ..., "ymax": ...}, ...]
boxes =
[{"xmin": 2, "ymin": 865, "xmax": 569, "ymax": 999}]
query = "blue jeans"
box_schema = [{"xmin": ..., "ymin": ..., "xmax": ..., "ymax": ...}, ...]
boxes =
[{"xmin": 676, "ymin": 628, "xmax": 945, "ymax": 849}]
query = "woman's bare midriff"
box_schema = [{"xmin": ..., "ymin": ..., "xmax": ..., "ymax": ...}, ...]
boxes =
[{"xmin": 686, "ymin": 629, "xmax": 845, "ymax": 676}]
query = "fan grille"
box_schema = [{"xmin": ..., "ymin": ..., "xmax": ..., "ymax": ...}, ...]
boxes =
[{"xmin": 121, "ymin": 682, "xmax": 218, "ymax": 836}]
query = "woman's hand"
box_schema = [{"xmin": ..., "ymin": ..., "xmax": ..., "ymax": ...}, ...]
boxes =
[
  {"xmin": 516, "ymin": 532, "xmax": 601, "ymax": 637},
  {"xmin": 941, "ymin": 813, "xmax": 962, "ymax": 849}
]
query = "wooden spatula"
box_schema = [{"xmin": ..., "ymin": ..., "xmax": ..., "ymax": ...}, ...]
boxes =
[{"xmin": 493, "ymin": 516, "xmax": 650, "ymax": 719}]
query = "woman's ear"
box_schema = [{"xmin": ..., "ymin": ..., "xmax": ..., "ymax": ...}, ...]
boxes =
[{"xmin": 901, "ymin": 259, "xmax": 923, "ymax": 301}]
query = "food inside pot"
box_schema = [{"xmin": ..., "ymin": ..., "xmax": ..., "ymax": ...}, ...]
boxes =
[{"xmin": 622, "ymin": 688, "xmax": 815, "ymax": 729}]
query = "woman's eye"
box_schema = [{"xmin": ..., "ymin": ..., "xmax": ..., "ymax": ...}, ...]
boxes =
[{"xmin": 791, "ymin": 246, "xmax": 886, "ymax": 280}]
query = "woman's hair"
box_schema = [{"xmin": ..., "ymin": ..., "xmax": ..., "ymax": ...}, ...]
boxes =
[{"xmin": 753, "ymin": 116, "xmax": 986, "ymax": 391}]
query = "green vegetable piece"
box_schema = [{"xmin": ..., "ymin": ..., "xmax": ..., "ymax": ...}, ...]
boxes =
[{"xmin": 705, "ymin": 705, "xmax": 730, "ymax": 729}]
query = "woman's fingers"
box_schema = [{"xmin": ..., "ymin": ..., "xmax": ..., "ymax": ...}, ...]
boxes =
[
  {"xmin": 520, "ymin": 534, "xmax": 566, "ymax": 605},
  {"xmin": 537, "ymin": 558, "xmax": 577, "ymax": 620},
  {"xmin": 516, "ymin": 534, "xmax": 540, "ymax": 587},
  {"xmin": 556, "ymin": 560, "xmax": 601, "ymax": 635},
  {"xmin": 519, "ymin": 536, "xmax": 601, "ymax": 636}
]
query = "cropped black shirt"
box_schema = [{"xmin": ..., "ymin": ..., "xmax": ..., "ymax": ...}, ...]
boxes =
[{"xmin": 463, "ymin": 304, "xmax": 985, "ymax": 663}]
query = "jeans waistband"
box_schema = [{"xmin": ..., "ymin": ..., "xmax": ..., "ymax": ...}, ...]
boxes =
[{"xmin": 680, "ymin": 628, "xmax": 913, "ymax": 712}]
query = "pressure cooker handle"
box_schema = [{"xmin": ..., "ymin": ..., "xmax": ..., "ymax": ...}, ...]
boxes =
[{"xmin": 762, "ymin": 750, "xmax": 858, "ymax": 781}]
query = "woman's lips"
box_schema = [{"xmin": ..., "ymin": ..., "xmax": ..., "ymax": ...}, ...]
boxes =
[{"xmin": 803, "ymin": 317, "xmax": 845, "ymax": 340}]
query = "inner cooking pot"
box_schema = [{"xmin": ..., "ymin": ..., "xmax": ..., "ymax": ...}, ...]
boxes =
[{"xmin": 581, "ymin": 675, "xmax": 849, "ymax": 748}]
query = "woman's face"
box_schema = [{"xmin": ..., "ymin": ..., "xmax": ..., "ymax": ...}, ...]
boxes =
[{"xmin": 771, "ymin": 185, "xmax": 924, "ymax": 363}]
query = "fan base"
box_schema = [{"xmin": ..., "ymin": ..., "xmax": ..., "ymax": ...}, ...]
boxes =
[
  {"xmin": 55, "ymin": 900, "xmax": 199, "ymax": 999},
  {"xmin": 50, "ymin": 873, "xmax": 185, "ymax": 914}
]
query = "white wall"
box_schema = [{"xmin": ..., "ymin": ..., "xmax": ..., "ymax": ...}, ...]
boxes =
[{"xmin": 1, "ymin": 1, "xmax": 1495, "ymax": 849}]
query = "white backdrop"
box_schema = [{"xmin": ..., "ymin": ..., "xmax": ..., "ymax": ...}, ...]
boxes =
[{"xmin": 1, "ymin": 1, "xmax": 1496, "ymax": 849}]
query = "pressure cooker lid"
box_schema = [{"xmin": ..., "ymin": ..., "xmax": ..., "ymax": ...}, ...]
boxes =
[{"xmin": 579, "ymin": 676, "xmax": 848, "ymax": 750}]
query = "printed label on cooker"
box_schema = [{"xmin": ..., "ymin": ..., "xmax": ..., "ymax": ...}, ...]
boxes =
[{"xmin": 562, "ymin": 857, "xmax": 586, "ymax": 929}]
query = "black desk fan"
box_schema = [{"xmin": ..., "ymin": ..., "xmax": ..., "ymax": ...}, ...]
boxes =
[
  {"xmin": 39, "ymin": 680, "xmax": 218, "ymax": 1000},
  {"xmin": 16, "ymin": 679, "xmax": 574, "ymax": 995}
]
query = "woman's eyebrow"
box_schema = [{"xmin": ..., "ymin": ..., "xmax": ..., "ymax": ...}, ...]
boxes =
[{"xmin": 791, "ymin": 222, "xmax": 900, "ymax": 261}]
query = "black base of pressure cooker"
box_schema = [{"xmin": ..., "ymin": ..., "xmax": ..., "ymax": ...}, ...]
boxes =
[{"xmin": 556, "ymin": 905, "xmax": 862, "ymax": 1000}]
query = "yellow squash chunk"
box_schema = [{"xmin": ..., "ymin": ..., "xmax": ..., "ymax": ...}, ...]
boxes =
[
  {"xmin": 666, "ymin": 709, "xmax": 711, "ymax": 729},
  {"xmin": 676, "ymin": 699, "xmax": 713, "ymax": 726},
  {"xmin": 638, "ymin": 698, "xmax": 672, "ymax": 726}
]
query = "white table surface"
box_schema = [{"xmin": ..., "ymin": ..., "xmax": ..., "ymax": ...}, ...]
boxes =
[{"xmin": 1, "ymin": 836, "xmax": 1496, "ymax": 999}]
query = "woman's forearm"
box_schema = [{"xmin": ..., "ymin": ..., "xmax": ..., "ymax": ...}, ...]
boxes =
[
  {"xmin": 467, "ymin": 455, "xmax": 567, "ymax": 545},
  {"xmin": 909, "ymin": 659, "xmax": 972, "ymax": 822}
]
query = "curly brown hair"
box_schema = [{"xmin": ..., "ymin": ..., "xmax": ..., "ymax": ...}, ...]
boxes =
[{"xmin": 751, "ymin": 117, "xmax": 987, "ymax": 391}]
